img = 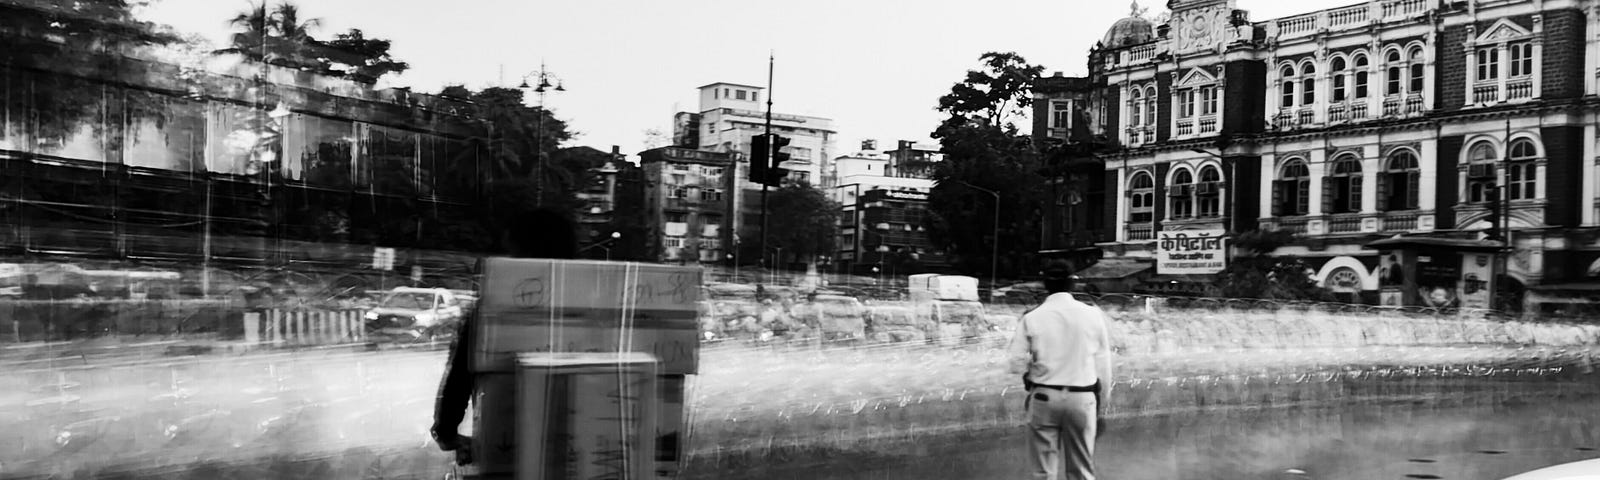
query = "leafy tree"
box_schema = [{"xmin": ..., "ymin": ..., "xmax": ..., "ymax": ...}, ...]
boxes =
[
  {"xmin": 213, "ymin": 3, "xmax": 408, "ymax": 83},
  {"xmin": 1215, "ymin": 230, "xmax": 1335, "ymax": 301},
  {"xmin": 764, "ymin": 184, "xmax": 840, "ymax": 266},
  {"xmin": 436, "ymin": 84, "xmax": 579, "ymax": 252},
  {"xmin": 926, "ymin": 52, "xmax": 1047, "ymax": 279},
  {"xmin": 321, "ymin": 29, "xmax": 409, "ymax": 83}
]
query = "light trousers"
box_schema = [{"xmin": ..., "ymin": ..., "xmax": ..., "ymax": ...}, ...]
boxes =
[{"xmin": 1026, "ymin": 388, "xmax": 1096, "ymax": 480}]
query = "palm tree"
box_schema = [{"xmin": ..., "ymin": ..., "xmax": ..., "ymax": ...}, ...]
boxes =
[
  {"xmin": 213, "ymin": 2, "xmax": 269, "ymax": 59},
  {"xmin": 212, "ymin": 1, "xmax": 325, "ymax": 69}
]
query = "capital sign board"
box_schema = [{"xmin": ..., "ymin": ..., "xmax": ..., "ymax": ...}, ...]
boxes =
[{"xmin": 1155, "ymin": 229, "xmax": 1228, "ymax": 275}]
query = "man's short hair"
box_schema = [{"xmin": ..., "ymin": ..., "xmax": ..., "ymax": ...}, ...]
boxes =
[{"xmin": 1041, "ymin": 260, "xmax": 1076, "ymax": 294}]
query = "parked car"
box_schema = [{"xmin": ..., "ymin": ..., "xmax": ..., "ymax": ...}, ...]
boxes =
[{"xmin": 363, "ymin": 287, "xmax": 466, "ymax": 342}]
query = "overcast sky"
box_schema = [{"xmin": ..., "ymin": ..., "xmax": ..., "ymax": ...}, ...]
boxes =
[{"xmin": 140, "ymin": 0, "xmax": 1354, "ymax": 159}]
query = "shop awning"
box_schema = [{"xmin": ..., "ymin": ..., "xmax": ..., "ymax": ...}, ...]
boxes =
[{"xmin": 1366, "ymin": 236, "xmax": 1506, "ymax": 252}]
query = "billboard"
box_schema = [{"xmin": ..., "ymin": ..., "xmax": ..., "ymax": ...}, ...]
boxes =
[{"xmin": 1155, "ymin": 229, "xmax": 1228, "ymax": 275}]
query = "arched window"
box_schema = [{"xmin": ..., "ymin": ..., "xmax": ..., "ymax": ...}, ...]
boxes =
[
  {"xmin": 1386, "ymin": 50, "xmax": 1403, "ymax": 96},
  {"xmin": 1169, "ymin": 168, "xmax": 1195, "ymax": 220},
  {"xmin": 1273, "ymin": 159, "xmax": 1311, "ymax": 216},
  {"xmin": 1353, "ymin": 54, "xmax": 1371, "ymax": 99},
  {"xmin": 1280, "ymin": 64, "xmax": 1297, "ymax": 108},
  {"xmin": 1381, "ymin": 150, "xmax": 1421, "ymax": 211},
  {"xmin": 1331, "ymin": 57, "xmax": 1349, "ymax": 102},
  {"xmin": 1129, "ymin": 171, "xmax": 1155, "ymax": 224},
  {"xmin": 1300, "ymin": 61, "xmax": 1317, "ymax": 105},
  {"xmin": 1144, "ymin": 86, "xmax": 1157, "ymax": 125},
  {"xmin": 1466, "ymin": 141, "xmax": 1497, "ymax": 203},
  {"xmin": 1197, "ymin": 165, "xmax": 1223, "ymax": 218},
  {"xmin": 1407, "ymin": 47, "xmax": 1426, "ymax": 93},
  {"xmin": 1130, "ymin": 89, "xmax": 1144, "ymax": 127},
  {"xmin": 1507, "ymin": 138, "xmax": 1539, "ymax": 200},
  {"xmin": 1325, "ymin": 155, "xmax": 1363, "ymax": 214}
]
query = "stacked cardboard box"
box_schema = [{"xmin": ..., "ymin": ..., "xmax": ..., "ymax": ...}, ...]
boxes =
[
  {"xmin": 469, "ymin": 258, "xmax": 701, "ymax": 479},
  {"xmin": 513, "ymin": 353, "xmax": 659, "ymax": 480}
]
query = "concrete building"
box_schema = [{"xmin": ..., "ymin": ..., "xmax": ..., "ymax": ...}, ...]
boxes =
[
  {"xmin": 1045, "ymin": 0, "xmax": 1600, "ymax": 312},
  {"xmin": 636, "ymin": 147, "xmax": 736, "ymax": 264},
  {"xmin": 882, "ymin": 140, "xmax": 943, "ymax": 179},
  {"xmin": 673, "ymin": 82, "xmax": 838, "ymax": 264},
  {"xmin": 831, "ymin": 154, "xmax": 946, "ymax": 274}
]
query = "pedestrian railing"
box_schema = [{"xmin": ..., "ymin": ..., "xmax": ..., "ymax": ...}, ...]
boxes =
[{"xmin": 247, "ymin": 308, "xmax": 367, "ymax": 346}]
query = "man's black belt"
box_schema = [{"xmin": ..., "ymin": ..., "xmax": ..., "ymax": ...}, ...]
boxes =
[{"xmin": 1033, "ymin": 383, "xmax": 1099, "ymax": 393}]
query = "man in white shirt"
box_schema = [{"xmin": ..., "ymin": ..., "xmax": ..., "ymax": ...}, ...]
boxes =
[{"xmin": 1006, "ymin": 261, "xmax": 1114, "ymax": 480}]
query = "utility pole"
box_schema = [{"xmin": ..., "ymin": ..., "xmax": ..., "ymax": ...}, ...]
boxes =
[
  {"xmin": 760, "ymin": 53, "xmax": 774, "ymax": 272},
  {"xmin": 1495, "ymin": 118, "xmax": 1512, "ymax": 312}
]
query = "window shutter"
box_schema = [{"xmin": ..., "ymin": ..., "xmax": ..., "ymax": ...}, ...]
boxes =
[
  {"xmin": 1321, "ymin": 177, "xmax": 1335, "ymax": 214},
  {"xmin": 1406, "ymin": 171, "xmax": 1420, "ymax": 209},
  {"xmin": 1296, "ymin": 179, "xmax": 1310, "ymax": 215},
  {"xmin": 1376, "ymin": 173, "xmax": 1390, "ymax": 212},
  {"xmin": 1350, "ymin": 176, "xmax": 1364, "ymax": 213},
  {"xmin": 1271, "ymin": 180, "xmax": 1285, "ymax": 217}
]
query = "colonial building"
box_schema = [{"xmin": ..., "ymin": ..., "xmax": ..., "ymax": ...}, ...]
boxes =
[
  {"xmin": 635, "ymin": 147, "xmax": 736, "ymax": 264},
  {"xmin": 1052, "ymin": 0, "xmax": 1600, "ymax": 310}
]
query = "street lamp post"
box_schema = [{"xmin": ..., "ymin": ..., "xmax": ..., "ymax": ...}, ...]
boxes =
[
  {"xmin": 956, "ymin": 181, "xmax": 1000, "ymax": 301},
  {"xmin": 518, "ymin": 62, "xmax": 566, "ymax": 207},
  {"xmin": 577, "ymin": 231, "xmax": 622, "ymax": 261}
]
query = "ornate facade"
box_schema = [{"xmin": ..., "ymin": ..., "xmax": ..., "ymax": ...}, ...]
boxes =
[{"xmin": 1057, "ymin": 0, "xmax": 1600, "ymax": 308}]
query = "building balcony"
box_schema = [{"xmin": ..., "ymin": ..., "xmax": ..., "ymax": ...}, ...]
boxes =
[
  {"xmin": 1125, "ymin": 223, "xmax": 1155, "ymax": 241},
  {"xmin": 1381, "ymin": 211, "xmax": 1419, "ymax": 231},
  {"xmin": 1382, "ymin": 97, "xmax": 1402, "ymax": 116},
  {"xmin": 1176, "ymin": 119, "xmax": 1194, "ymax": 137},
  {"xmin": 1263, "ymin": 211, "xmax": 1435, "ymax": 238},
  {"xmin": 1259, "ymin": 216, "xmax": 1310, "ymax": 235},
  {"xmin": 1507, "ymin": 78, "xmax": 1534, "ymax": 101},
  {"xmin": 1325, "ymin": 213, "xmax": 1364, "ymax": 234}
]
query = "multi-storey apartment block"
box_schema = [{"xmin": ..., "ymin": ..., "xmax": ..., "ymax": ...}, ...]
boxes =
[{"xmin": 636, "ymin": 147, "xmax": 736, "ymax": 264}]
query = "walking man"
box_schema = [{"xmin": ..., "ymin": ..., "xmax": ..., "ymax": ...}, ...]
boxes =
[
  {"xmin": 432, "ymin": 208, "xmax": 579, "ymax": 469},
  {"xmin": 1006, "ymin": 261, "xmax": 1114, "ymax": 480}
]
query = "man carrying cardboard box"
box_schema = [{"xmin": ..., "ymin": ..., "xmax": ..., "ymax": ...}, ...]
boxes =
[{"xmin": 431, "ymin": 209, "xmax": 579, "ymax": 467}]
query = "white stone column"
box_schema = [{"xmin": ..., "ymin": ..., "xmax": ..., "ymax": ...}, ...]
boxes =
[
  {"xmin": 1583, "ymin": 122, "xmax": 1597, "ymax": 225},
  {"xmin": 1115, "ymin": 167, "xmax": 1128, "ymax": 242},
  {"xmin": 1260, "ymin": 153, "xmax": 1277, "ymax": 219},
  {"xmin": 1362, "ymin": 144, "xmax": 1381, "ymax": 214},
  {"xmin": 1308, "ymin": 150, "xmax": 1328, "ymax": 217},
  {"xmin": 1419, "ymin": 139, "xmax": 1439, "ymax": 211}
]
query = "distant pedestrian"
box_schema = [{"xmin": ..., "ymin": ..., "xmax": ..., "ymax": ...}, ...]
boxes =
[{"xmin": 1006, "ymin": 261, "xmax": 1114, "ymax": 480}]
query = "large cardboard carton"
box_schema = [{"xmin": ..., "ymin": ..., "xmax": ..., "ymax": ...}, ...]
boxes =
[
  {"xmin": 655, "ymin": 375, "xmax": 688, "ymax": 479},
  {"xmin": 475, "ymin": 258, "xmax": 701, "ymax": 375},
  {"xmin": 513, "ymin": 353, "xmax": 659, "ymax": 480}
]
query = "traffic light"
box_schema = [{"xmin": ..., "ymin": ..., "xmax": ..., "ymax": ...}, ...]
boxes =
[
  {"xmin": 748, "ymin": 134, "xmax": 770, "ymax": 184},
  {"xmin": 764, "ymin": 135, "xmax": 791, "ymax": 187}
]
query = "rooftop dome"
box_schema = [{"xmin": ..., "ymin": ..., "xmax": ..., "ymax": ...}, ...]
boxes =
[{"xmin": 1102, "ymin": 2, "xmax": 1156, "ymax": 48}]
